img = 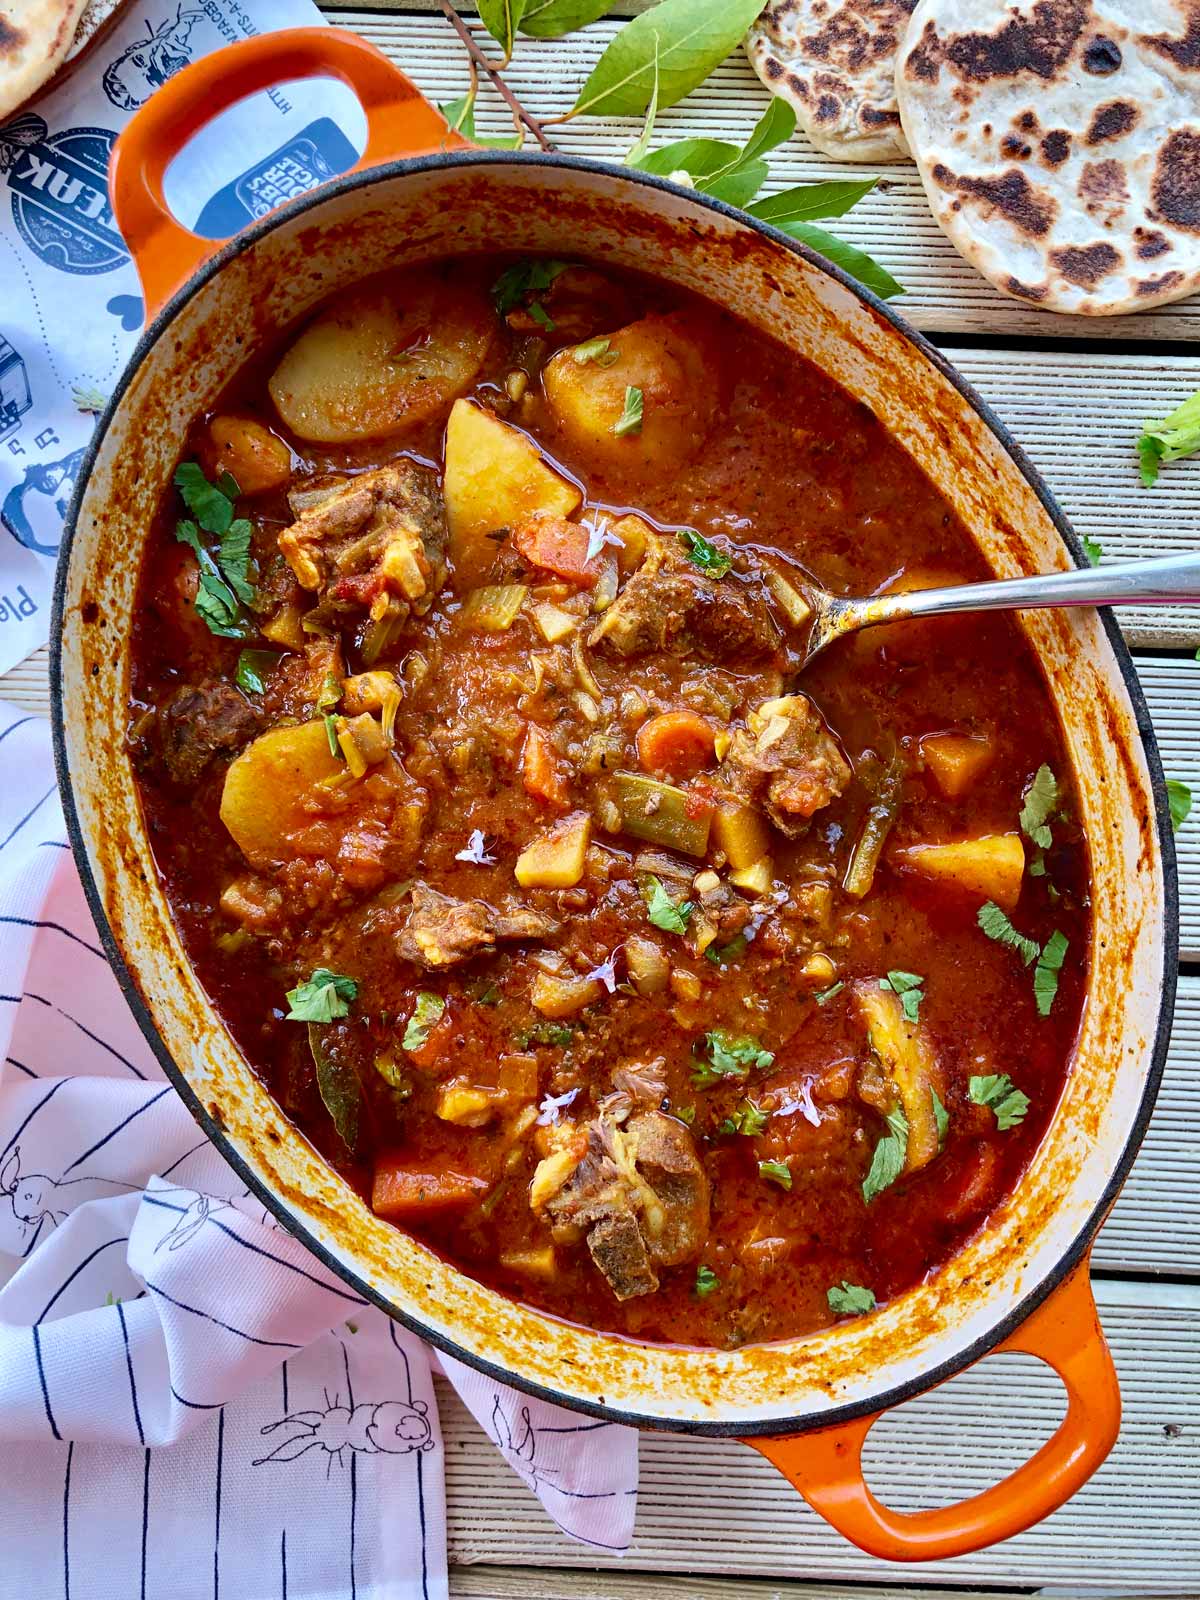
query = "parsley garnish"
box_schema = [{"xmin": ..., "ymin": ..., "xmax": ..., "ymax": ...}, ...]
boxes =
[
  {"xmin": 613, "ymin": 384, "xmax": 644, "ymax": 437},
  {"xmin": 969, "ymin": 1073, "xmax": 1030, "ymax": 1130},
  {"xmin": 572, "ymin": 336, "xmax": 620, "ymax": 367},
  {"xmin": 862, "ymin": 1106, "xmax": 908, "ymax": 1203},
  {"xmin": 235, "ymin": 649, "xmax": 281, "ymax": 696},
  {"xmin": 491, "ymin": 258, "xmax": 571, "ymax": 322},
  {"xmin": 977, "ymin": 901, "xmax": 1040, "ymax": 966},
  {"xmin": 717, "ymin": 1099, "xmax": 769, "ymax": 1137},
  {"xmin": 677, "ymin": 527, "xmax": 731, "ymax": 578},
  {"xmin": 515, "ymin": 1020, "xmax": 576, "ymax": 1048},
  {"xmin": 705, "ymin": 933, "xmax": 748, "ymax": 966},
  {"xmin": 880, "ymin": 969, "xmax": 924, "ymax": 1023},
  {"xmin": 758, "ymin": 1158, "xmax": 792, "ymax": 1190},
  {"xmin": 173, "ymin": 461, "xmax": 256, "ymax": 637},
  {"xmin": 1020, "ymin": 765, "xmax": 1059, "ymax": 849},
  {"xmin": 285, "ymin": 969, "xmax": 358, "ymax": 1023},
  {"xmin": 1167, "ymin": 778, "xmax": 1192, "ymax": 833},
  {"xmin": 402, "ymin": 991, "xmax": 445, "ymax": 1051},
  {"xmin": 643, "ymin": 876, "xmax": 692, "ymax": 935},
  {"xmin": 676, "ymin": 1104, "xmax": 696, "ymax": 1125},
  {"xmin": 814, "ymin": 980, "xmax": 845, "ymax": 1006},
  {"xmin": 931, "ymin": 1086, "xmax": 949, "ymax": 1148},
  {"xmin": 827, "ymin": 1281, "xmax": 876, "ymax": 1315},
  {"xmin": 175, "ymin": 460, "xmax": 240, "ymax": 532},
  {"xmin": 692, "ymin": 1029, "xmax": 774, "ymax": 1090},
  {"xmin": 1033, "ymin": 930, "xmax": 1069, "ymax": 1017},
  {"xmin": 695, "ymin": 1264, "xmax": 720, "ymax": 1297}
]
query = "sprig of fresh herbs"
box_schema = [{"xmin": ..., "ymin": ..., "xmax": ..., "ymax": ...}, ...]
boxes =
[
  {"xmin": 969, "ymin": 1073, "xmax": 1030, "ymax": 1130},
  {"xmin": 692, "ymin": 1028, "xmax": 774, "ymax": 1090},
  {"xmin": 285, "ymin": 969, "xmax": 358, "ymax": 1024},
  {"xmin": 977, "ymin": 902, "xmax": 1068, "ymax": 1016},
  {"xmin": 827, "ymin": 1281, "xmax": 876, "ymax": 1315},
  {"xmin": 173, "ymin": 461, "xmax": 256, "ymax": 639},
  {"xmin": 880, "ymin": 969, "xmax": 924, "ymax": 1023},
  {"xmin": 862, "ymin": 1106, "xmax": 908, "ymax": 1203},
  {"xmin": 677, "ymin": 527, "xmax": 731, "ymax": 578},
  {"xmin": 1139, "ymin": 388, "xmax": 1200, "ymax": 486}
]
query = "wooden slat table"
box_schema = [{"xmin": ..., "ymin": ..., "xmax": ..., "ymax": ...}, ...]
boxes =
[{"xmin": 5, "ymin": 7, "xmax": 1197, "ymax": 1595}]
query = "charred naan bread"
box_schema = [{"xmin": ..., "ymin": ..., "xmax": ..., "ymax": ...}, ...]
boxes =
[
  {"xmin": 745, "ymin": 0, "xmax": 916, "ymax": 163},
  {"xmin": 0, "ymin": 0, "xmax": 91, "ymax": 120},
  {"xmin": 897, "ymin": 0, "xmax": 1200, "ymax": 315}
]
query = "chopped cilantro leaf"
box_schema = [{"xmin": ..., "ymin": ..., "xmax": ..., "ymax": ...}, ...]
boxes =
[
  {"xmin": 218, "ymin": 519, "xmax": 255, "ymax": 605},
  {"xmin": 827, "ymin": 1281, "xmax": 876, "ymax": 1315},
  {"xmin": 1020, "ymin": 765, "xmax": 1059, "ymax": 849},
  {"xmin": 862, "ymin": 1106, "xmax": 908, "ymax": 1203},
  {"xmin": 814, "ymin": 980, "xmax": 845, "ymax": 1006},
  {"xmin": 474, "ymin": 982, "xmax": 502, "ymax": 1006},
  {"xmin": 977, "ymin": 901, "xmax": 1040, "ymax": 967},
  {"xmin": 613, "ymin": 385, "xmax": 644, "ymax": 438},
  {"xmin": 235, "ymin": 649, "xmax": 281, "ymax": 696},
  {"xmin": 717, "ymin": 1099, "xmax": 769, "ymax": 1137},
  {"xmin": 676, "ymin": 1104, "xmax": 696, "ymax": 1125},
  {"xmin": 1033, "ymin": 929, "xmax": 1068, "ymax": 1018},
  {"xmin": 643, "ymin": 876, "xmax": 692, "ymax": 935},
  {"xmin": 692, "ymin": 1029, "xmax": 775, "ymax": 1090},
  {"xmin": 285, "ymin": 968, "xmax": 358, "ymax": 1023},
  {"xmin": 758, "ymin": 1158, "xmax": 792, "ymax": 1190},
  {"xmin": 969, "ymin": 1073, "xmax": 1030, "ymax": 1130},
  {"xmin": 515, "ymin": 1020, "xmax": 576, "ymax": 1048},
  {"xmin": 528, "ymin": 300, "xmax": 555, "ymax": 332},
  {"xmin": 492, "ymin": 259, "xmax": 571, "ymax": 317},
  {"xmin": 1167, "ymin": 778, "xmax": 1192, "ymax": 833},
  {"xmin": 695, "ymin": 1264, "xmax": 720, "ymax": 1297},
  {"xmin": 175, "ymin": 459, "xmax": 236, "ymax": 534},
  {"xmin": 677, "ymin": 527, "xmax": 731, "ymax": 578},
  {"xmin": 931, "ymin": 1086, "xmax": 949, "ymax": 1148},
  {"xmin": 880, "ymin": 969, "xmax": 924, "ymax": 1023},
  {"xmin": 403, "ymin": 991, "xmax": 445, "ymax": 1051},
  {"xmin": 705, "ymin": 933, "xmax": 748, "ymax": 966}
]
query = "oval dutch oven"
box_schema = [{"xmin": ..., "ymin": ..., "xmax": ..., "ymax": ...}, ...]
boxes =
[{"xmin": 52, "ymin": 27, "xmax": 1177, "ymax": 1562}]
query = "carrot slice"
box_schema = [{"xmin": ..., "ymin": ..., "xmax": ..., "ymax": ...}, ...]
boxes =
[
  {"xmin": 513, "ymin": 513, "xmax": 596, "ymax": 585},
  {"xmin": 522, "ymin": 724, "xmax": 570, "ymax": 807},
  {"xmin": 636, "ymin": 710, "xmax": 717, "ymax": 779},
  {"xmin": 372, "ymin": 1163, "xmax": 487, "ymax": 1220}
]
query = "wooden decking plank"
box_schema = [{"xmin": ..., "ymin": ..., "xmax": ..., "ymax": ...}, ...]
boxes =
[
  {"xmin": 449, "ymin": 1568, "xmax": 1043, "ymax": 1599},
  {"xmin": 440, "ymin": 1280, "xmax": 1199, "ymax": 1588},
  {"xmin": 337, "ymin": 10, "xmax": 1200, "ymax": 344}
]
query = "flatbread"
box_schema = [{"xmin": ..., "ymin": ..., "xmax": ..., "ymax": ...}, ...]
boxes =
[
  {"xmin": 896, "ymin": 0, "xmax": 1200, "ymax": 315},
  {"xmin": 745, "ymin": 1, "xmax": 916, "ymax": 163},
  {"xmin": 0, "ymin": 0, "xmax": 92, "ymax": 122}
]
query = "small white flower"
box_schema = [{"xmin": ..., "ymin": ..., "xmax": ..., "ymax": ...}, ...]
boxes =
[
  {"xmin": 536, "ymin": 1087, "xmax": 579, "ymax": 1126},
  {"xmin": 668, "ymin": 169, "xmax": 696, "ymax": 189},
  {"xmin": 584, "ymin": 516, "xmax": 625, "ymax": 566},
  {"xmin": 776, "ymin": 1081, "xmax": 820, "ymax": 1127},
  {"xmin": 455, "ymin": 829, "xmax": 495, "ymax": 865},
  {"xmin": 583, "ymin": 951, "xmax": 620, "ymax": 993}
]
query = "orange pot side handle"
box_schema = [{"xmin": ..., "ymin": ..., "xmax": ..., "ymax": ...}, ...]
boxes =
[
  {"xmin": 108, "ymin": 26, "xmax": 468, "ymax": 319},
  {"xmin": 744, "ymin": 1258, "xmax": 1120, "ymax": 1563}
]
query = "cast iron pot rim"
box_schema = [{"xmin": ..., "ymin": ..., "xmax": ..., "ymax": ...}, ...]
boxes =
[{"xmin": 50, "ymin": 150, "xmax": 1178, "ymax": 1438}]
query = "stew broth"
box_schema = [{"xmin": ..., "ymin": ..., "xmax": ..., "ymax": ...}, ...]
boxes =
[{"xmin": 128, "ymin": 258, "xmax": 1087, "ymax": 1349}]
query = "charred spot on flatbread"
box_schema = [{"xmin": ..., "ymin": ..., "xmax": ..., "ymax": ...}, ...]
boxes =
[
  {"xmin": 1004, "ymin": 276, "xmax": 1049, "ymax": 301},
  {"xmin": 905, "ymin": 20, "xmax": 943, "ymax": 81},
  {"xmin": 1086, "ymin": 101, "xmax": 1138, "ymax": 144},
  {"xmin": 1136, "ymin": 270, "xmax": 1186, "ymax": 296},
  {"xmin": 0, "ymin": 19, "xmax": 26, "ymax": 55},
  {"xmin": 931, "ymin": 163, "xmax": 1058, "ymax": 238},
  {"xmin": 1082, "ymin": 35, "xmax": 1123, "ymax": 74},
  {"xmin": 1049, "ymin": 242, "xmax": 1122, "ymax": 286},
  {"xmin": 1134, "ymin": 227, "xmax": 1171, "ymax": 259},
  {"xmin": 941, "ymin": 0, "xmax": 1089, "ymax": 85},
  {"xmin": 1152, "ymin": 129, "xmax": 1200, "ymax": 232},
  {"xmin": 1078, "ymin": 159, "xmax": 1130, "ymax": 222},
  {"xmin": 1041, "ymin": 129, "xmax": 1072, "ymax": 165},
  {"xmin": 1140, "ymin": 16, "xmax": 1200, "ymax": 70}
]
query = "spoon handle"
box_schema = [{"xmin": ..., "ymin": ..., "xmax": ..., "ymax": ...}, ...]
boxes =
[{"xmin": 889, "ymin": 552, "xmax": 1200, "ymax": 622}]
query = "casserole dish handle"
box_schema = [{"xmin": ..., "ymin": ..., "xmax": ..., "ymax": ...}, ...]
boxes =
[
  {"xmin": 745, "ymin": 1259, "xmax": 1119, "ymax": 1561},
  {"xmin": 109, "ymin": 27, "xmax": 467, "ymax": 318}
]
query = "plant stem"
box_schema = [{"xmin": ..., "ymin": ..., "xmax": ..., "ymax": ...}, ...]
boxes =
[{"xmin": 436, "ymin": 1, "xmax": 557, "ymax": 152}]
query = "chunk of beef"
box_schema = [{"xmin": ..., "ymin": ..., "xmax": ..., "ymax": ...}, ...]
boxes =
[
  {"xmin": 279, "ymin": 462, "xmax": 446, "ymax": 628},
  {"xmin": 695, "ymin": 877, "xmax": 753, "ymax": 940},
  {"xmin": 396, "ymin": 883, "xmax": 560, "ymax": 969},
  {"xmin": 535, "ymin": 1110, "xmax": 710, "ymax": 1301},
  {"xmin": 723, "ymin": 694, "xmax": 850, "ymax": 837},
  {"xmin": 157, "ymin": 680, "xmax": 262, "ymax": 785},
  {"xmin": 601, "ymin": 1057, "xmax": 668, "ymax": 1124},
  {"xmin": 589, "ymin": 535, "xmax": 776, "ymax": 662}
]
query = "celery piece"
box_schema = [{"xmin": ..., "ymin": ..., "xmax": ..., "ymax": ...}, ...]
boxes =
[
  {"xmin": 461, "ymin": 584, "xmax": 529, "ymax": 632},
  {"xmin": 613, "ymin": 770, "xmax": 712, "ymax": 856}
]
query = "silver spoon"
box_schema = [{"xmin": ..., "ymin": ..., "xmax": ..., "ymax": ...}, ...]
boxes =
[{"xmin": 801, "ymin": 552, "xmax": 1200, "ymax": 668}]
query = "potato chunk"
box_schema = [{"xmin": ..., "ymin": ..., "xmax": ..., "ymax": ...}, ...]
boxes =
[
  {"xmin": 515, "ymin": 811, "xmax": 592, "ymax": 889},
  {"xmin": 268, "ymin": 269, "xmax": 492, "ymax": 443},
  {"xmin": 921, "ymin": 733, "xmax": 994, "ymax": 799},
  {"xmin": 206, "ymin": 415, "xmax": 292, "ymax": 494},
  {"xmin": 894, "ymin": 834, "xmax": 1025, "ymax": 911},
  {"xmin": 443, "ymin": 399, "xmax": 581, "ymax": 587},
  {"xmin": 542, "ymin": 312, "xmax": 717, "ymax": 478},
  {"xmin": 855, "ymin": 985, "xmax": 945, "ymax": 1174},
  {"xmin": 219, "ymin": 720, "xmax": 342, "ymax": 866}
]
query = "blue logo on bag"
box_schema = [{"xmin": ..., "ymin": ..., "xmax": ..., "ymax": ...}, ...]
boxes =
[
  {"xmin": 191, "ymin": 118, "xmax": 359, "ymax": 239},
  {"xmin": 1, "ymin": 112, "xmax": 125, "ymax": 275},
  {"xmin": 0, "ymin": 336, "xmax": 32, "ymax": 444}
]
